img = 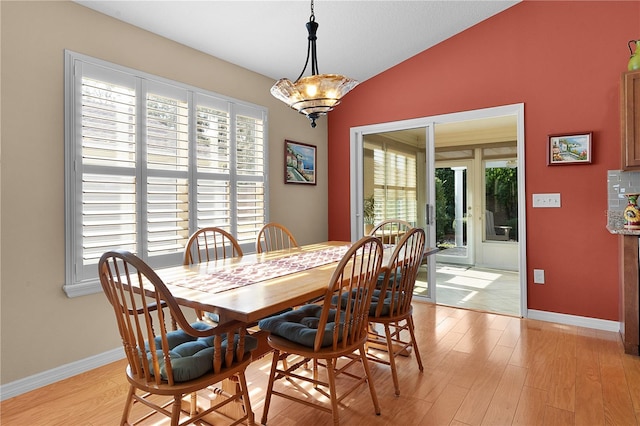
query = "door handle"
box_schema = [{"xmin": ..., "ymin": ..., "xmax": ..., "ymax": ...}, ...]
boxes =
[{"xmin": 426, "ymin": 204, "xmax": 432, "ymax": 225}]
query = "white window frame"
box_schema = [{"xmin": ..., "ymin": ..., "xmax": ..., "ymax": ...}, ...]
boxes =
[{"xmin": 64, "ymin": 51, "xmax": 269, "ymax": 297}]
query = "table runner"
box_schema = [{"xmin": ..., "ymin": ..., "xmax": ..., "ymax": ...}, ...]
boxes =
[{"xmin": 170, "ymin": 245, "xmax": 351, "ymax": 294}]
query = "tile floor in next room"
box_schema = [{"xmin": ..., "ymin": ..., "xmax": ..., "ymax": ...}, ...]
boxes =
[{"xmin": 416, "ymin": 263, "xmax": 521, "ymax": 317}]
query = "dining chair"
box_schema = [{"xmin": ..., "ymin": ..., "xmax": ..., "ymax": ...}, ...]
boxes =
[
  {"xmin": 258, "ymin": 235, "xmax": 384, "ymax": 426},
  {"xmin": 367, "ymin": 219, "xmax": 413, "ymax": 245},
  {"xmin": 184, "ymin": 227, "xmax": 243, "ymax": 324},
  {"xmin": 98, "ymin": 249, "xmax": 256, "ymax": 426},
  {"xmin": 255, "ymin": 222, "xmax": 299, "ymax": 253},
  {"xmin": 183, "ymin": 226, "xmax": 243, "ymax": 265},
  {"xmin": 366, "ymin": 227, "xmax": 426, "ymax": 396}
]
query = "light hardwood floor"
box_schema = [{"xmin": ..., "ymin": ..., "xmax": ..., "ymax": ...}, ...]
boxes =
[{"xmin": 2, "ymin": 301, "xmax": 639, "ymax": 425}]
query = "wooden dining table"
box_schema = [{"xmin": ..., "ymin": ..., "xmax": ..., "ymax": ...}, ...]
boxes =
[
  {"xmin": 154, "ymin": 241, "xmax": 439, "ymax": 326},
  {"xmin": 152, "ymin": 240, "xmax": 438, "ymax": 421}
]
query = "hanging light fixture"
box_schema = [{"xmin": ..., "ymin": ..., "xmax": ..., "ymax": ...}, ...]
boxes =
[{"xmin": 270, "ymin": 0, "xmax": 358, "ymax": 128}]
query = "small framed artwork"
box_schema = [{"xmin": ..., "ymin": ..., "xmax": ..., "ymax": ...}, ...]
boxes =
[
  {"xmin": 285, "ymin": 140, "xmax": 316, "ymax": 185},
  {"xmin": 548, "ymin": 132, "xmax": 593, "ymax": 165}
]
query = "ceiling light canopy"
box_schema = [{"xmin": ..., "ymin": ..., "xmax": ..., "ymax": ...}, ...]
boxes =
[{"xmin": 270, "ymin": 0, "xmax": 358, "ymax": 128}]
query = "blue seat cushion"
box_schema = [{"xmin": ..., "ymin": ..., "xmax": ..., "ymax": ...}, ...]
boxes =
[
  {"xmin": 376, "ymin": 268, "xmax": 402, "ymax": 290},
  {"xmin": 369, "ymin": 289, "xmax": 396, "ymax": 316},
  {"xmin": 147, "ymin": 322, "xmax": 257, "ymax": 382},
  {"xmin": 331, "ymin": 288, "xmax": 404, "ymax": 317},
  {"xmin": 258, "ymin": 304, "xmax": 344, "ymax": 348}
]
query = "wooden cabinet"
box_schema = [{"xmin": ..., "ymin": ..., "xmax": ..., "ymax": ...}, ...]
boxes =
[
  {"xmin": 622, "ymin": 70, "xmax": 640, "ymax": 170},
  {"xmin": 620, "ymin": 235, "xmax": 640, "ymax": 355}
]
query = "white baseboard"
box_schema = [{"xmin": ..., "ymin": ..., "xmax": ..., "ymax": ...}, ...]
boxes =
[
  {"xmin": 0, "ymin": 309, "xmax": 621, "ymax": 402},
  {"xmin": 527, "ymin": 309, "xmax": 621, "ymax": 333},
  {"xmin": 0, "ymin": 347, "xmax": 124, "ymax": 401}
]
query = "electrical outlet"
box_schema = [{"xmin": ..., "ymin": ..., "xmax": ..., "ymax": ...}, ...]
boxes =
[
  {"xmin": 532, "ymin": 193, "xmax": 561, "ymax": 208},
  {"xmin": 533, "ymin": 269, "xmax": 545, "ymax": 284}
]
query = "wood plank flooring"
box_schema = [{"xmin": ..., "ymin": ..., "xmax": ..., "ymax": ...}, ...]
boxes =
[{"xmin": 2, "ymin": 301, "xmax": 639, "ymax": 425}]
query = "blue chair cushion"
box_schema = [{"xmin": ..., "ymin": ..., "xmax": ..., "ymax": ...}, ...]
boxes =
[
  {"xmin": 331, "ymin": 288, "xmax": 404, "ymax": 317},
  {"xmin": 258, "ymin": 304, "xmax": 344, "ymax": 348},
  {"xmin": 376, "ymin": 269, "xmax": 402, "ymax": 290},
  {"xmin": 369, "ymin": 289, "xmax": 408, "ymax": 317},
  {"xmin": 369, "ymin": 289, "xmax": 393, "ymax": 316},
  {"xmin": 147, "ymin": 322, "xmax": 257, "ymax": 382}
]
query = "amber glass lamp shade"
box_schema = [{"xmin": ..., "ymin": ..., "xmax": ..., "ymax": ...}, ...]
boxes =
[
  {"xmin": 271, "ymin": 74, "xmax": 358, "ymax": 128},
  {"xmin": 271, "ymin": 1, "xmax": 358, "ymax": 128}
]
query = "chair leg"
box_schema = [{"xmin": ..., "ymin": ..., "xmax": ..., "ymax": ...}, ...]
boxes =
[
  {"xmin": 407, "ymin": 316, "xmax": 424, "ymax": 372},
  {"xmin": 383, "ymin": 323, "xmax": 401, "ymax": 396},
  {"xmin": 261, "ymin": 350, "xmax": 280, "ymax": 425},
  {"xmin": 325, "ymin": 358, "xmax": 340, "ymax": 426},
  {"xmin": 189, "ymin": 392, "xmax": 197, "ymax": 416},
  {"xmin": 237, "ymin": 371, "xmax": 255, "ymax": 426},
  {"xmin": 170, "ymin": 396, "xmax": 182, "ymax": 426},
  {"xmin": 359, "ymin": 345, "xmax": 381, "ymax": 415},
  {"xmin": 121, "ymin": 385, "xmax": 136, "ymax": 426}
]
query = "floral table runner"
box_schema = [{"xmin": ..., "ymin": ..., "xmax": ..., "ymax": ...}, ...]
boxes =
[{"xmin": 170, "ymin": 245, "xmax": 351, "ymax": 294}]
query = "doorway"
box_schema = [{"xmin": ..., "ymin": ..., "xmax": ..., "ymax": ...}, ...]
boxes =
[
  {"xmin": 350, "ymin": 104, "xmax": 527, "ymax": 317},
  {"xmin": 434, "ymin": 160, "xmax": 474, "ymax": 266}
]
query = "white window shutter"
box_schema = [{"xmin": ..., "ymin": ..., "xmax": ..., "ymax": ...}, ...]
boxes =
[{"xmin": 64, "ymin": 51, "xmax": 268, "ymax": 294}]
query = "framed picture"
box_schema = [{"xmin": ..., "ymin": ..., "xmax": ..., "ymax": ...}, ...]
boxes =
[
  {"xmin": 548, "ymin": 132, "xmax": 593, "ymax": 165},
  {"xmin": 285, "ymin": 140, "xmax": 316, "ymax": 185}
]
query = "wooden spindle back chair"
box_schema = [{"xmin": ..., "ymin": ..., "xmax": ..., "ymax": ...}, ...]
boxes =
[
  {"xmin": 183, "ymin": 227, "xmax": 243, "ymax": 265},
  {"xmin": 259, "ymin": 236, "xmax": 384, "ymax": 425},
  {"xmin": 183, "ymin": 227, "xmax": 243, "ymax": 323},
  {"xmin": 367, "ymin": 219, "xmax": 413, "ymax": 245},
  {"xmin": 255, "ymin": 222, "xmax": 299, "ymax": 253},
  {"xmin": 99, "ymin": 250, "xmax": 255, "ymax": 426},
  {"xmin": 367, "ymin": 227, "xmax": 426, "ymax": 396}
]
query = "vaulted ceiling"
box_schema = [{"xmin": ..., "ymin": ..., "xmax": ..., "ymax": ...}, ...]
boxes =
[
  {"xmin": 74, "ymin": 1, "xmax": 520, "ymax": 84},
  {"xmin": 74, "ymin": 1, "xmax": 521, "ymax": 140}
]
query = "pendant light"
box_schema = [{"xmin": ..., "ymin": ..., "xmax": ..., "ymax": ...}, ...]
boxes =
[{"xmin": 270, "ymin": 0, "xmax": 358, "ymax": 128}]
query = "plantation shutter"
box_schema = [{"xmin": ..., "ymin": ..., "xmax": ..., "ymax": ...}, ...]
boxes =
[
  {"xmin": 234, "ymin": 105, "xmax": 266, "ymax": 246},
  {"xmin": 65, "ymin": 52, "xmax": 268, "ymax": 295},
  {"xmin": 372, "ymin": 145, "xmax": 418, "ymax": 225},
  {"xmin": 77, "ymin": 63, "xmax": 138, "ymax": 281},
  {"xmin": 145, "ymin": 82, "xmax": 190, "ymax": 258}
]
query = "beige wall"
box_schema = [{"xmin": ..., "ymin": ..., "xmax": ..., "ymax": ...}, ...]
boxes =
[{"xmin": 0, "ymin": 1, "xmax": 328, "ymax": 385}]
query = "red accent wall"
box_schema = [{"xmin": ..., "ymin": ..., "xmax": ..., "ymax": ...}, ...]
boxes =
[{"xmin": 327, "ymin": 1, "xmax": 640, "ymax": 321}]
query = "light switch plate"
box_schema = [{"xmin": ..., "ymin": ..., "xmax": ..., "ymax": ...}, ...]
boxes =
[
  {"xmin": 533, "ymin": 269, "xmax": 545, "ymax": 284},
  {"xmin": 532, "ymin": 193, "xmax": 561, "ymax": 208}
]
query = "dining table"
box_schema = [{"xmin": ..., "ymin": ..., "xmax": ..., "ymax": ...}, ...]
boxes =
[
  {"xmin": 154, "ymin": 240, "xmax": 439, "ymax": 327},
  {"xmin": 151, "ymin": 240, "xmax": 438, "ymax": 421}
]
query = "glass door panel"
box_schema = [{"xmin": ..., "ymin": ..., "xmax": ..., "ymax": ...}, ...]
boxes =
[{"xmin": 434, "ymin": 161, "xmax": 473, "ymax": 266}]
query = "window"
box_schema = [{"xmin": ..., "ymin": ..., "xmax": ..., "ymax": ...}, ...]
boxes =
[
  {"xmin": 484, "ymin": 159, "xmax": 518, "ymax": 242},
  {"xmin": 370, "ymin": 143, "xmax": 417, "ymax": 225},
  {"xmin": 64, "ymin": 51, "xmax": 267, "ymax": 296}
]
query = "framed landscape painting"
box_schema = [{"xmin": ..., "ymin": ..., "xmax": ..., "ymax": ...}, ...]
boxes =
[
  {"xmin": 548, "ymin": 132, "xmax": 592, "ymax": 165},
  {"xmin": 285, "ymin": 140, "xmax": 316, "ymax": 185}
]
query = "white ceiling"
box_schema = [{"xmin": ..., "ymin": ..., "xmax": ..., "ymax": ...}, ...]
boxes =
[{"xmin": 74, "ymin": 0, "xmax": 520, "ymax": 84}]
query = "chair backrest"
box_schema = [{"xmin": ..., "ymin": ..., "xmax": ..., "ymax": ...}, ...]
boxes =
[
  {"xmin": 314, "ymin": 236, "xmax": 383, "ymax": 352},
  {"xmin": 372, "ymin": 227, "xmax": 426, "ymax": 319},
  {"xmin": 183, "ymin": 227, "xmax": 243, "ymax": 265},
  {"xmin": 368, "ymin": 219, "xmax": 413, "ymax": 245},
  {"xmin": 485, "ymin": 210, "xmax": 496, "ymax": 237},
  {"xmin": 99, "ymin": 250, "xmax": 249, "ymax": 386},
  {"xmin": 255, "ymin": 222, "xmax": 299, "ymax": 253}
]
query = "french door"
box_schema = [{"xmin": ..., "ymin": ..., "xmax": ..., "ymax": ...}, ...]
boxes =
[
  {"xmin": 434, "ymin": 160, "xmax": 474, "ymax": 266},
  {"xmin": 350, "ymin": 119, "xmax": 436, "ymax": 301},
  {"xmin": 350, "ymin": 103, "xmax": 526, "ymax": 314}
]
